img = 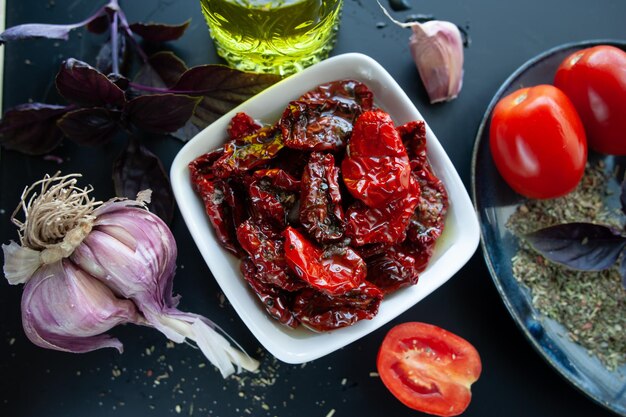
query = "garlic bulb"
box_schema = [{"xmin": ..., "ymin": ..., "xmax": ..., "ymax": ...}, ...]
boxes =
[{"xmin": 3, "ymin": 173, "xmax": 258, "ymax": 377}]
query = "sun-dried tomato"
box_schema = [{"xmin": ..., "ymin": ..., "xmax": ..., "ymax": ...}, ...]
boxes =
[
  {"xmin": 237, "ymin": 220, "xmax": 305, "ymax": 292},
  {"xmin": 192, "ymin": 177, "xmax": 245, "ymax": 257},
  {"xmin": 346, "ymin": 176, "xmax": 421, "ymax": 246},
  {"xmin": 228, "ymin": 112, "xmax": 262, "ymax": 141},
  {"xmin": 213, "ymin": 124, "xmax": 284, "ymax": 178},
  {"xmin": 246, "ymin": 168, "xmax": 300, "ymax": 227},
  {"xmin": 269, "ymin": 147, "xmax": 310, "ymax": 179},
  {"xmin": 253, "ymin": 168, "xmax": 301, "ymax": 190},
  {"xmin": 397, "ymin": 120, "xmax": 428, "ymax": 169},
  {"xmin": 284, "ymin": 227, "xmax": 366, "ymax": 296},
  {"xmin": 397, "ymin": 119, "xmax": 448, "ymax": 254},
  {"xmin": 280, "ymin": 99, "xmax": 360, "ymax": 151},
  {"xmin": 366, "ymin": 246, "xmax": 420, "ymax": 294},
  {"xmin": 190, "ymin": 81, "xmax": 449, "ymax": 332},
  {"xmin": 299, "ymin": 152, "xmax": 345, "ymax": 242},
  {"xmin": 240, "ymin": 258, "xmax": 299, "ymax": 328},
  {"xmin": 292, "ymin": 282, "xmax": 383, "ymax": 331},
  {"xmin": 301, "ymin": 79, "xmax": 374, "ymax": 111},
  {"xmin": 189, "ymin": 150, "xmax": 247, "ymax": 256},
  {"xmin": 188, "ymin": 147, "xmax": 224, "ymax": 184},
  {"xmin": 354, "ymin": 242, "xmax": 392, "ymax": 259},
  {"xmin": 407, "ymin": 168, "xmax": 449, "ymax": 250},
  {"xmin": 342, "ymin": 110, "xmax": 412, "ymax": 208}
]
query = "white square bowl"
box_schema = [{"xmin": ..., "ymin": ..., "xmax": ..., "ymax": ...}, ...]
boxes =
[{"xmin": 170, "ymin": 53, "xmax": 480, "ymax": 364}]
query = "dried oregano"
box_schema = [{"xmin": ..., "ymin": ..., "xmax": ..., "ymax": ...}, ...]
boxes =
[{"xmin": 507, "ymin": 162, "xmax": 626, "ymax": 371}]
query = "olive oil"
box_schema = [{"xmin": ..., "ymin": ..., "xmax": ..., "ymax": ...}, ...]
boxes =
[{"xmin": 200, "ymin": 0, "xmax": 343, "ymax": 75}]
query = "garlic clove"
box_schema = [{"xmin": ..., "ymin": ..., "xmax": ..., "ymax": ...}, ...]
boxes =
[
  {"xmin": 72, "ymin": 206, "xmax": 178, "ymax": 308},
  {"xmin": 376, "ymin": 0, "xmax": 465, "ymax": 104},
  {"xmin": 21, "ymin": 259, "xmax": 142, "ymax": 353},
  {"xmin": 409, "ymin": 20, "xmax": 464, "ymax": 103},
  {"xmin": 72, "ymin": 201, "xmax": 256, "ymax": 377}
]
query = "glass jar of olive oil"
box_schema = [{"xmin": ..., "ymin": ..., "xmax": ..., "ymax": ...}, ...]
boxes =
[{"xmin": 200, "ymin": 0, "xmax": 343, "ymax": 75}]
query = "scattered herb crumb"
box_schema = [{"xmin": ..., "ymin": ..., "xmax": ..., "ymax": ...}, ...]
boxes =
[
  {"xmin": 507, "ymin": 162, "xmax": 626, "ymax": 370},
  {"xmin": 369, "ymin": 372, "xmax": 379, "ymax": 377}
]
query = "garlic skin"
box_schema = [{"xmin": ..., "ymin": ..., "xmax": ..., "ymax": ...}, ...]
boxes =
[
  {"xmin": 409, "ymin": 20, "xmax": 464, "ymax": 103},
  {"xmin": 21, "ymin": 259, "xmax": 142, "ymax": 353}
]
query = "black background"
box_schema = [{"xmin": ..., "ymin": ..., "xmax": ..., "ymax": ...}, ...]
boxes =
[{"xmin": 1, "ymin": 1, "xmax": 624, "ymax": 416}]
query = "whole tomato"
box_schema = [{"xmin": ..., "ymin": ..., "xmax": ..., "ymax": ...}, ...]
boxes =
[
  {"xmin": 554, "ymin": 45, "xmax": 626, "ymax": 155},
  {"xmin": 489, "ymin": 84, "xmax": 587, "ymax": 199}
]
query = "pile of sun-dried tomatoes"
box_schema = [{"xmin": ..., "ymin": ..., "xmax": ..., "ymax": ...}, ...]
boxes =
[{"xmin": 189, "ymin": 80, "xmax": 448, "ymax": 332}]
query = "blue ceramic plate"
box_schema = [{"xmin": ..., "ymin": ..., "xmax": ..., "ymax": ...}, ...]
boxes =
[{"xmin": 472, "ymin": 40, "xmax": 626, "ymax": 415}]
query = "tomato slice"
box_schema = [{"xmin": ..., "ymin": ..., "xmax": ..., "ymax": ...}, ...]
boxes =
[{"xmin": 377, "ymin": 322, "xmax": 482, "ymax": 417}]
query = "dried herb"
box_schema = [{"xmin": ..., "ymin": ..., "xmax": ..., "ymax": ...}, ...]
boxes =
[
  {"xmin": 507, "ymin": 162, "xmax": 626, "ymax": 370},
  {"xmin": 0, "ymin": 0, "xmax": 280, "ymax": 222}
]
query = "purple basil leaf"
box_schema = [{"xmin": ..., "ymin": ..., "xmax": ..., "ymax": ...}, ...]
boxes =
[
  {"xmin": 123, "ymin": 94, "xmax": 201, "ymax": 134},
  {"xmin": 525, "ymin": 222, "xmax": 626, "ymax": 271},
  {"xmin": 0, "ymin": 5, "xmax": 107, "ymax": 43},
  {"xmin": 108, "ymin": 73, "xmax": 130, "ymax": 90},
  {"xmin": 132, "ymin": 65, "xmax": 166, "ymax": 92},
  {"xmin": 113, "ymin": 138, "xmax": 174, "ymax": 224},
  {"xmin": 86, "ymin": 14, "xmax": 110, "ymax": 34},
  {"xmin": 95, "ymin": 32, "xmax": 128, "ymax": 75},
  {"xmin": 172, "ymin": 65, "xmax": 281, "ymax": 127},
  {"xmin": 128, "ymin": 20, "xmax": 191, "ymax": 42},
  {"xmin": 0, "ymin": 22, "xmax": 86, "ymax": 43},
  {"xmin": 134, "ymin": 51, "xmax": 188, "ymax": 90},
  {"xmin": 56, "ymin": 58, "xmax": 126, "ymax": 107},
  {"xmin": 57, "ymin": 107, "xmax": 119, "ymax": 146},
  {"xmin": 0, "ymin": 103, "xmax": 68, "ymax": 155}
]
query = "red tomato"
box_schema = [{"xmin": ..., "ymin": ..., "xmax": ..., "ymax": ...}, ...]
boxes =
[
  {"xmin": 554, "ymin": 45, "xmax": 626, "ymax": 155},
  {"xmin": 283, "ymin": 227, "xmax": 366, "ymax": 296},
  {"xmin": 489, "ymin": 84, "xmax": 587, "ymax": 199},
  {"xmin": 377, "ymin": 322, "xmax": 482, "ymax": 417}
]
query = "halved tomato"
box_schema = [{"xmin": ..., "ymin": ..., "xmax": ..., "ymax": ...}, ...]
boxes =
[{"xmin": 376, "ymin": 322, "xmax": 482, "ymax": 417}]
